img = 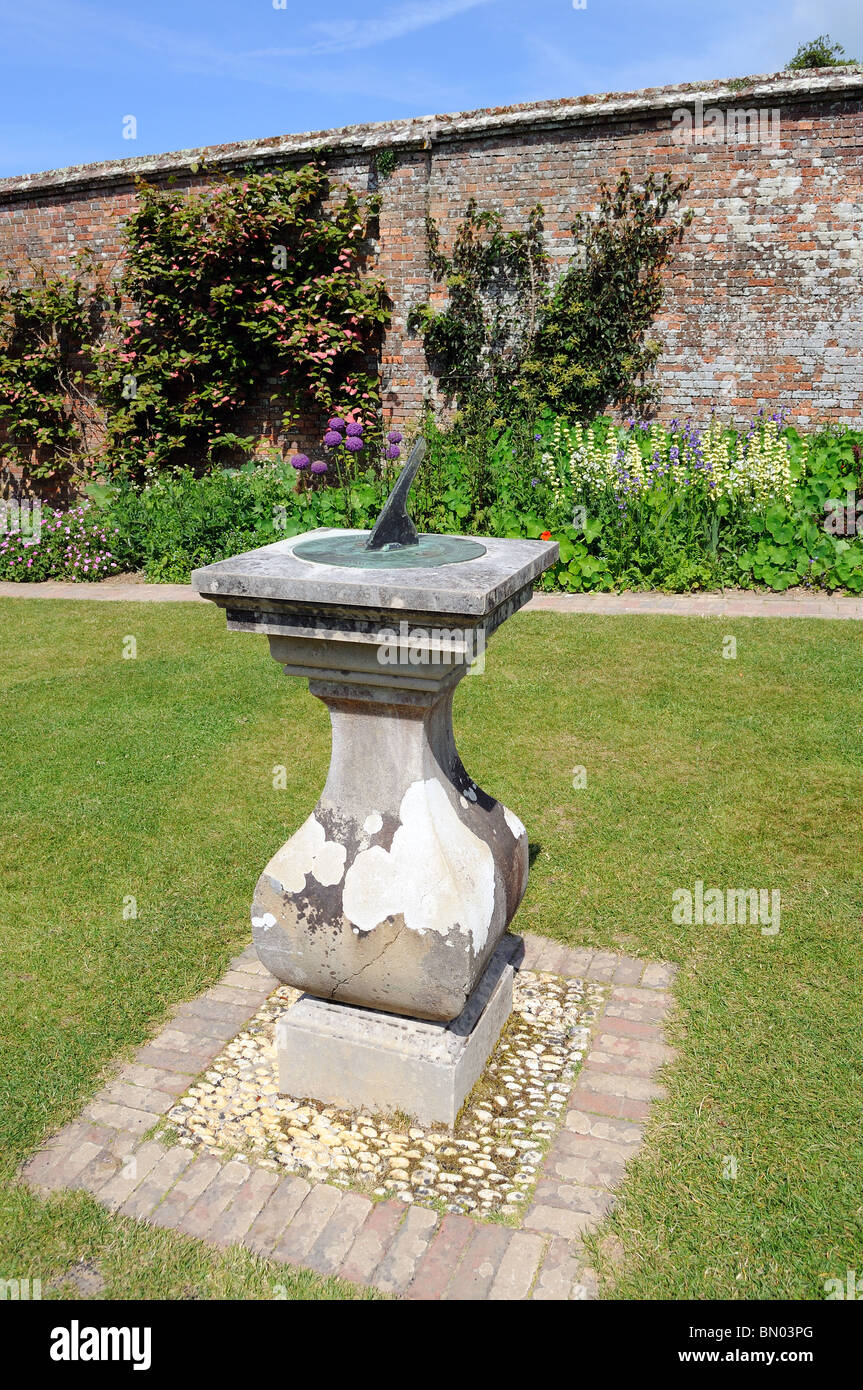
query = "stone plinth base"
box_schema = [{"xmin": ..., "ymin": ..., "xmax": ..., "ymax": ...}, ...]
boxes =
[{"xmin": 275, "ymin": 940, "xmax": 517, "ymax": 1127}]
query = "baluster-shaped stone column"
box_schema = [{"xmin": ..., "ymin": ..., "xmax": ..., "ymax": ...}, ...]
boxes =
[{"xmin": 193, "ymin": 528, "xmax": 557, "ymax": 1123}]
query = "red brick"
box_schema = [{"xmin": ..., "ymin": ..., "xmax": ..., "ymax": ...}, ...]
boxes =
[
  {"xmin": 339, "ymin": 1200, "xmax": 405, "ymax": 1286},
  {"xmin": 443, "ymin": 1226, "xmax": 513, "ymax": 1301},
  {"xmin": 405, "ymin": 1213, "xmax": 474, "ymax": 1300}
]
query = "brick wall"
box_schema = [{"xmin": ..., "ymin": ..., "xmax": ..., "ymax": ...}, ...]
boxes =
[{"xmin": 1, "ymin": 67, "xmax": 861, "ymax": 459}]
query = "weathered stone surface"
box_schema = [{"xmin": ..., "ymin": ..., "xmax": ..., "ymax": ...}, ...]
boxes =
[
  {"xmin": 116, "ymin": 1064, "xmax": 194, "ymax": 1097},
  {"xmin": 443, "ymin": 1226, "xmax": 512, "ymax": 1301},
  {"xmin": 151, "ymin": 1028, "xmax": 226, "ymax": 1059},
  {"xmin": 250, "ymin": 678, "xmax": 528, "ymax": 1021},
  {"xmin": 132, "ymin": 1045, "xmax": 205, "ymax": 1074},
  {"xmin": 193, "ymin": 532, "xmax": 556, "ymax": 617},
  {"xmin": 273, "ymin": 1184, "xmax": 343, "ymax": 1264},
  {"xmin": 532, "ymin": 1237, "xmax": 584, "ymax": 1300},
  {"xmin": 562, "ymin": 949, "xmax": 597, "ymax": 977},
  {"xmin": 405, "ymin": 1213, "xmax": 474, "ymax": 1300},
  {"xmin": 597, "ymin": 1014, "xmax": 666, "ymax": 1043},
  {"xmin": 80, "ymin": 1100, "xmax": 156, "ymax": 1136},
  {"xmin": 208, "ymin": 1167, "xmax": 281, "ymax": 1247},
  {"xmin": 193, "ymin": 535, "xmax": 555, "ymax": 1021},
  {"xmin": 244, "ymin": 1176, "xmax": 310, "ymax": 1256},
  {"xmin": 585, "ymin": 951, "xmax": 619, "ymax": 982},
  {"xmin": 578, "ymin": 1069, "xmax": 665, "ymax": 1102},
  {"xmin": 488, "ymin": 1231, "xmax": 546, "ymax": 1300},
  {"xmin": 303, "ymin": 1193, "xmax": 373, "ymax": 1276},
  {"xmin": 338, "ymin": 1201, "xmax": 405, "ymax": 1285},
  {"xmin": 218, "ymin": 969, "xmax": 277, "ymax": 992},
  {"xmin": 612, "ymin": 956, "xmax": 646, "ymax": 985},
  {"xmin": 641, "ymin": 962, "xmax": 676, "ymax": 989},
  {"xmin": 147, "ymin": 1155, "xmax": 223, "ymax": 1229},
  {"xmin": 275, "ymin": 941, "xmax": 514, "ymax": 1125},
  {"xmin": 178, "ymin": 1160, "xmax": 251, "ymax": 1240},
  {"xmin": 96, "ymin": 1140, "xmax": 168, "ymax": 1211},
  {"xmin": 569, "ymin": 1086, "xmax": 651, "ymax": 1122},
  {"xmin": 22, "ymin": 1139, "xmax": 106, "ymax": 1194},
  {"xmin": 73, "ymin": 1144, "xmax": 136, "ymax": 1195},
  {"xmin": 373, "ymin": 1205, "xmax": 438, "ymax": 1294},
  {"xmin": 119, "ymin": 1146, "xmax": 194, "ymax": 1220},
  {"xmin": 531, "ymin": 1178, "xmax": 616, "ymax": 1220},
  {"xmin": 99, "ymin": 1080, "xmax": 177, "ymax": 1115},
  {"xmin": 173, "ymin": 998, "xmax": 256, "ymax": 1029},
  {"xmin": 524, "ymin": 1204, "xmax": 596, "ymax": 1240}
]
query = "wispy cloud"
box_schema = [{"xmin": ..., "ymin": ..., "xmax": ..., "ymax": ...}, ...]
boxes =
[
  {"xmin": 0, "ymin": 0, "xmax": 484, "ymax": 105},
  {"xmin": 245, "ymin": 0, "xmax": 497, "ymax": 59}
]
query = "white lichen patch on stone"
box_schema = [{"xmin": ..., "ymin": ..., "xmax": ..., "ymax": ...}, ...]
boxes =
[
  {"xmin": 342, "ymin": 779, "xmax": 495, "ymax": 948},
  {"xmin": 503, "ymin": 806, "xmax": 526, "ymax": 841},
  {"xmin": 167, "ymin": 970, "xmax": 605, "ymax": 1219},
  {"xmin": 363, "ymin": 812, "xmax": 383, "ymax": 835},
  {"xmin": 265, "ymin": 814, "xmax": 347, "ymax": 893},
  {"xmin": 251, "ymin": 911, "xmax": 277, "ymax": 932}
]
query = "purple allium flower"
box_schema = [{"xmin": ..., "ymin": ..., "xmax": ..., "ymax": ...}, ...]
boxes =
[
  {"xmin": 345, "ymin": 420, "xmax": 363, "ymax": 437},
  {"xmin": 310, "ymin": 459, "xmax": 328, "ymax": 475},
  {"xmin": 385, "ymin": 444, "xmax": 401, "ymax": 460},
  {"xmin": 328, "ymin": 417, "xmax": 346, "ymax": 431},
  {"xmin": 291, "ymin": 453, "xmax": 310, "ymax": 469},
  {"xmin": 387, "ymin": 430, "xmax": 403, "ymax": 444},
  {"xmin": 344, "ymin": 436, "xmax": 364, "ymax": 452},
  {"xmin": 323, "ymin": 430, "xmax": 343, "ymax": 448}
]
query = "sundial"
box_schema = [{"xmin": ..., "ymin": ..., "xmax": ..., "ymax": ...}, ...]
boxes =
[
  {"xmin": 191, "ymin": 442, "xmax": 558, "ymax": 1126},
  {"xmin": 292, "ymin": 438, "xmax": 487, "ymax": 569}
]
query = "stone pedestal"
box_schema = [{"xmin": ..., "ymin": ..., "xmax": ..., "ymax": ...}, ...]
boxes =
[
  {"xmin": 192, "ymin": 527, "xmax": 556, "ymax": 1116},
  {"xmin": 276, "ymin": 937, "xmax": 519, "ymax": 1127}
]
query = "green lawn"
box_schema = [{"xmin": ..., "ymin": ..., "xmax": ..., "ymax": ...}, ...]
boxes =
[{"xmin": 2, "ymin": 598, "xmax": 861, "ymax": 1300}]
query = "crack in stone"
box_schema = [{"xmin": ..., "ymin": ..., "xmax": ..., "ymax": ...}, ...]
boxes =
[{"xmin": 329, "ymin": 921, "xmax": 405, "ymax": 1000}]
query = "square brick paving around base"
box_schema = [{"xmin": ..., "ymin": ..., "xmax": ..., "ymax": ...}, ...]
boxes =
[{"xmin": 19, "ymin": 935, "xmax": 676, "ymax": 1301}]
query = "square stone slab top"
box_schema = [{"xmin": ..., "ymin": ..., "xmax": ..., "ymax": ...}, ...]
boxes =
[{"xmin": 191, "ymin": 529, "xmax": 559, "ymax": 619}]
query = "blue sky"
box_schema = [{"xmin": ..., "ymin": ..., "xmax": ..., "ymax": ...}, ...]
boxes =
[{"xmin": 0, "ymin": 0, "xmax": 859, "ymax": 177}]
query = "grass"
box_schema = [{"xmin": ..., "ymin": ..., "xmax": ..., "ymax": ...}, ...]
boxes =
[{"xmin": 1, "ymin": 597, "xmax": 861, "ymax": 1300}]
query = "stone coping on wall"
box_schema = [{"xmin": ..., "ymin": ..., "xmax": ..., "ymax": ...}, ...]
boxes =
[
  {"xmin": 19, "ymin": 933, "xmax": 677, "ymax": 1301},
  {"xmin": 1, "ymin": 68, "xmax": 861, "ymax": 201}
]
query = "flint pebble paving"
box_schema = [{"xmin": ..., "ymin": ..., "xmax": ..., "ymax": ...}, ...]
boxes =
[
  {"xmin": 165, "ymin": 969, "xmax": 605, "ymax": 1219},
  {"xmin": 20, "ymin": 933, "xmax": 676, "ymax": 1300}
]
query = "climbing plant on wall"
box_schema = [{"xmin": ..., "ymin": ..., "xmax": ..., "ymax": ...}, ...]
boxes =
[
  {"xmin": 0, "ymin": 162, "xmax": 390, "ymax": 487},
  {"xmin": 97, "ymin": 161, "xmax": 390, "ymax": 475},
  {"xmin": 0, "ymin": 258, "xmax": 107, "ymax": 485},
  {"xmin": 516, "ymin": 169, "xmax": 694, "ymax": 419},
  {"xmin": 408, "ymin": 198, "xmax": 549, "ymax": 403},
  {"xmin": 410, "ymin": 170, "xmax": 693, "ymax": 423}
]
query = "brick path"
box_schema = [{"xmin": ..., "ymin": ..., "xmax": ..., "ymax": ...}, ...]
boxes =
[
  {"xmin": 2, "ymin": 577, "xmax": 860, "ymax": 617},
  {"xmin": 19, "ymin": 935, "xmax": 676, "ymax": 1301}
]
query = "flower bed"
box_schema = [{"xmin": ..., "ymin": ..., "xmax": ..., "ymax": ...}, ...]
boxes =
[
  {"xmin": 0, "ymin": 501, "xmax": 121, "ymax": 581},
  {"xmin": 3, "ymin": 415, "xmax": 861, "ymax": 593}
]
